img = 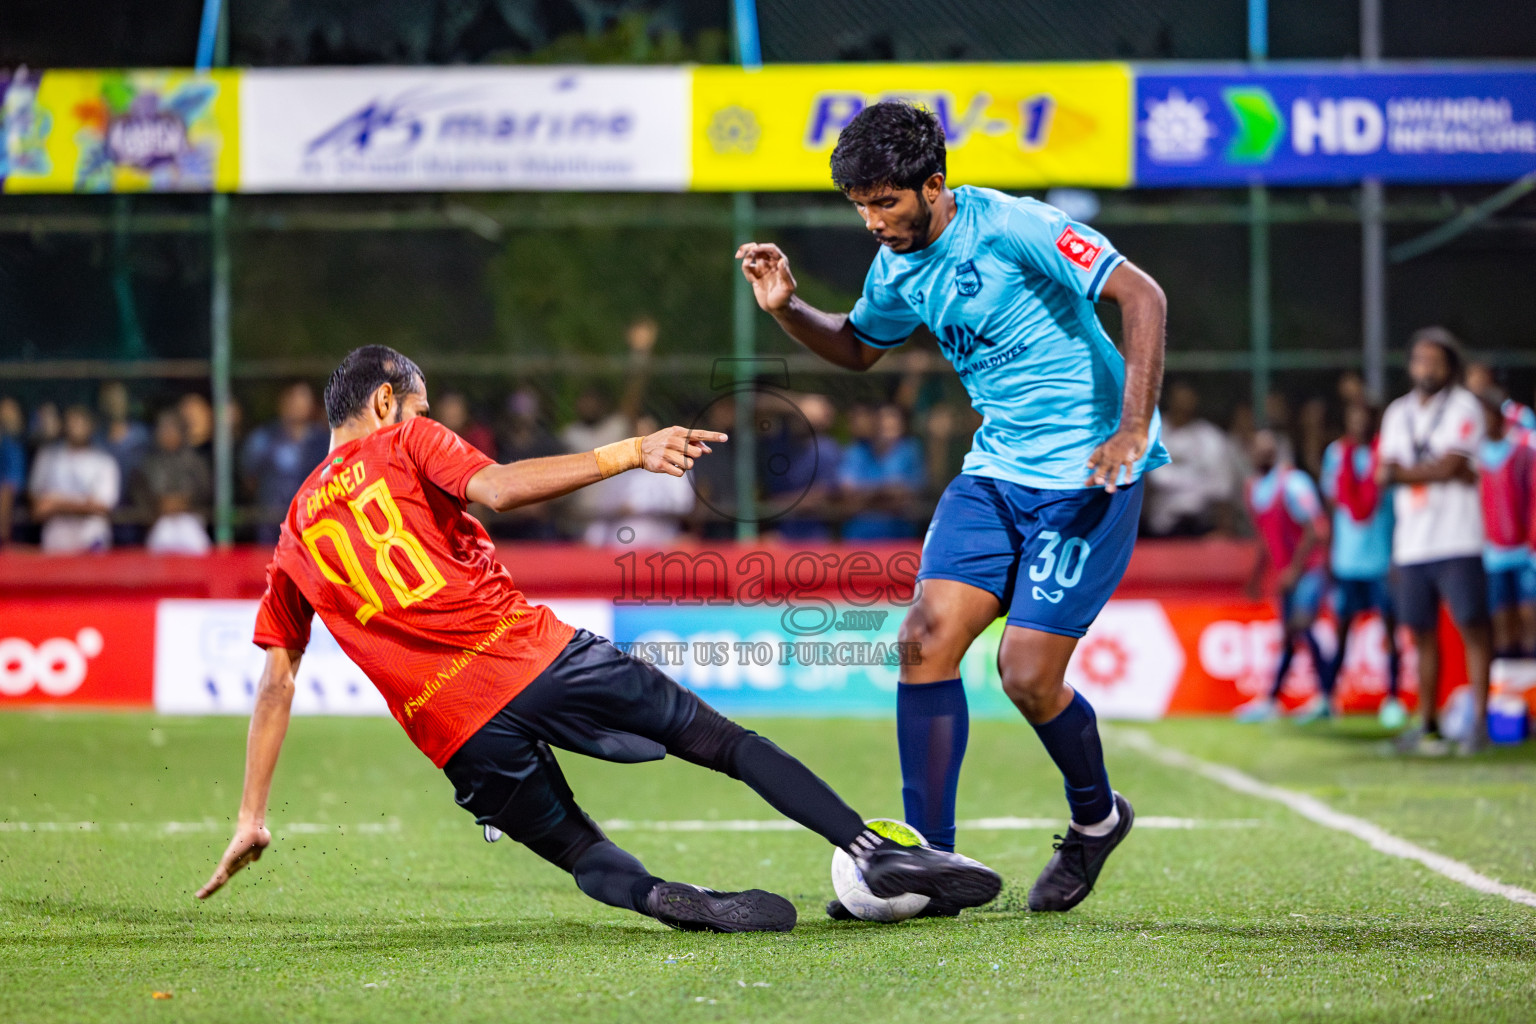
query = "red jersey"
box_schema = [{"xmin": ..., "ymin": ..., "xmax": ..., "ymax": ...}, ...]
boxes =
[
  {"xmin": 1246, "ymin": 465, "xmax": 1326, "ymax": 574},
  {"xmin": 1477, "ymin": 436, "xmax": 1536, "ymax": 551},
  {"xmin": 253, "ymin": 417, "xmax": 574, "ymax": 767}
]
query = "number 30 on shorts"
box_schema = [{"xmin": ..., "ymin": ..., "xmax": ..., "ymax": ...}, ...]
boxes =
[{"xmin": 1028, "ymin": 531, "xmax": 1091, "ymax": 590}]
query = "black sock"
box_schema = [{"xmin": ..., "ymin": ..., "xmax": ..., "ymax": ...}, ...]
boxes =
[
  {"xmin": 1031, "ymin": 690, "xmax": 1114, "ymax": 827},
  {"xmin": 731, "ymin": 734, "xmax": 867, "ymax": 849},
  {"xmin": 570, "ymin": 840, "xmax": 664, "ymax": 914}
]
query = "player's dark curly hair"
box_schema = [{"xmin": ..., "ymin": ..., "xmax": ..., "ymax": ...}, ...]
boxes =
[
  {"xmin": 324, "ymin": 345, "xmax": 424, "ymax": 427},
  {"xmin": 830, "ymin": 101, "xmax": 947, "ymax": 194}
]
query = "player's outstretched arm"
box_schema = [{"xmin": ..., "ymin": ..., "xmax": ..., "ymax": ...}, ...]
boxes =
[
  {"xmin": 1088, "ymin": 261, "xmax": 1167, "ymax": 491},
  {"xmin": 466, "ymin": 425, "xmax": 729, "ymax": 512},
  {"xmin": 196, "ymin": 646, "xmax": 299, "ymax": 899},
  {"xmin": 735, "ymin": 242, "xmax": 887, "ymax": 372}
]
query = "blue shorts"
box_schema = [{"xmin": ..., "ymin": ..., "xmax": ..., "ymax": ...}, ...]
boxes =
[
  {"xmin": 917, "ymin": 474, "xmax": 1142, "ymax": 639},
  {"xmin": 1333, "ymin": 576, "xmax": 1394, "ymax": 624},
  {"xmin": 1281, "ymin": 568, "xmax": 1328, "ymax": 625},
  {"xmin": 1487, "ymin": 564, "xmax": 1536, "ymax": 612}
]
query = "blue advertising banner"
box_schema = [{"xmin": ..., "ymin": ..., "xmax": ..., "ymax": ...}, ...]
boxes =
[
  {"xmin": 1135, "ymin": 66, "xmax": 1536, "ymax": 186},
  {"xmin": 609, "ymin": 604, "xmax": 1019, "ymax": 719}
]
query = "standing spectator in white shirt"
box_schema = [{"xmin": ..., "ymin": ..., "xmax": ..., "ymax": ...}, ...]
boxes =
[
  {"xmin": 560, "ymin": 317, "xmax": 656, "ymax": 540},
  {"xmin": 1377, "ymin": 327, "xmax": 1492, "ymax": 755},
  {"xmin": 1143, "ymin": 381, "xmax": 1237, "ymax": 537},
  {"xmin": 29, "ymin": 404, "xmax": 120, "ymax": 553},
  {"xmin": 581, "ymin": 415, "xmax": 695, "ymax": 547}
]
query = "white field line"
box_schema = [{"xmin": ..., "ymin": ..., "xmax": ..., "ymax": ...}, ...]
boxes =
[
  {"xmin": 0, "ymin": 816, "xmax": 1258, "ymax": 835},
  {"xmin": 1114, "ymin": 728, "xmax": 1536, "ymax": 910}
]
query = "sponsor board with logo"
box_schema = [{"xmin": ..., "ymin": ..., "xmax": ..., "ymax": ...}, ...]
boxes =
[
  {"xmin": 1136, "ymin": 67, "xmax": 1536, "ymax": 186},
  {"xmin": 239, "ymin": 67, "xmax": 689, "ymax": 192},
  {"xmin": 690, "ymin": 63, "xmax": 1133, "ymax": 191},
  {"xmin": 151, "ymin": 598, "xmax": 612, "ymax": 715},
  {"xmin": 0, "ymin": 596, "xmax": 1458, "ymax": 716},
  {"xmin": 1, "ymin": 69, "xmax": 239, "ymax": 193},
  {"xmin": 0, "ymin": 601, "xmax": 155, "ymax": 705}
]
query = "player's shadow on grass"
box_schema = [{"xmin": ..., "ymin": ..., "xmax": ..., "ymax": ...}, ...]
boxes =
[{"xmin": 9, "ymin": 897, "xmax": 1535, "ymax": 963}]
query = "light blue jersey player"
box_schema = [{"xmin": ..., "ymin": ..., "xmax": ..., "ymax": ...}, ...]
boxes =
[{"xmin": 737, "ymin": 101, "xmax": 1169, "ymax": 917}]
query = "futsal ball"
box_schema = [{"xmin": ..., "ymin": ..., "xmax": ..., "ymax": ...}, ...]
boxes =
[{"xmin": 830, "ymin": 818, "xmax": 932, "ymax": 922}]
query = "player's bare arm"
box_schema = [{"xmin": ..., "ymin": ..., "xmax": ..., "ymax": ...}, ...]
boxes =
[
  {"xmin": 466, "ymin": 425, "xmax": 728, "ymax": 512},
  {"xmin": 196, "ymin": 646, "xmax": 300, "ymax": 899},
  {"xmin": 735, "ymin": 243, "xmax": 888, "ymax": 371},
  {"xmin": 1088, "ymin": 261, "xmax": 1167, "ymax": 491}
]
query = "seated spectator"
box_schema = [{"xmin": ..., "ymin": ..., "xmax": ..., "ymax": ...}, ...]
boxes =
[
  {"xmin": 838, "ymin": 403, "xmax": 925, "ymax": 540},
  {"xmin": 241, "ymin": 380, "xmax": 329, "ymax": 545},
  {"xmin": 132, "ymin": 409, "xmax": 212, "ymax": 555},
  {"xmin": 96, "ymin": 381, "xmax": 150, "ymax": 484},
  {"xmin": 584, "ymin": 414, "xmax": 695, "ymax": 547},
  {"xmin": 762, "ymin": 393, "xmax": 842, "ymax": 541},
  {"xmin": 436, "ymin": 391, "xmax": 496, "ymax": 457},
  {"xmin": 498, "ymin": 387, "xmax": 564, "ymax": 463},
  {"xmin": 0, "ymin": 397, "xmax": 26, "ymax": 546},
  {"xmin": 29, "ymin": 404, "xmax": 119, "ymax": 553},
  {"xmin": 685, "ymin": 395, "xmax": 738, "ymax": 540},
  {"xmin": 1143, "ymin": 381, "xmax": 1236, "ymax": 538},
  {"xmin": 179, "ymin": 393, "xmax": 215, "ymax": 462},
  {"xmin": 28, "ymin": 401, "xmax": 61, "ymax": 460},
  {"xmin": 97, "ymin": 381, "xmax": 151, "ymax": 546},
  {"xmin": 487, "ymin": 387, "xmax": 565, "ymax": 540}
]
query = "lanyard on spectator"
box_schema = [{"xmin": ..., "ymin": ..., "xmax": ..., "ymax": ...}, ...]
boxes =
[{"xmin": 1407, "ymin": 389, "xmax": 1451, "ymax": 465}]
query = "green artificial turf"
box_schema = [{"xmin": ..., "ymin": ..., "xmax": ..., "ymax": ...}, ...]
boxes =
[{"xmin": 2, "ymin": 712, "xmax": 1535, "ymax": 1023}]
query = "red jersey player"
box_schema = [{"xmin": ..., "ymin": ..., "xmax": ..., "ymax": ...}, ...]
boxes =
[
  {"xmin": 1476, "ymin": 387, "xmax": 1536, "ymax": 657},
  {"xmin": 195, "ymin": 345, "xmax": 1000, "ymax": 931},
  {"xmin": 1236, "ymin": 428, "xmax": 1330, "ymax": 723}
]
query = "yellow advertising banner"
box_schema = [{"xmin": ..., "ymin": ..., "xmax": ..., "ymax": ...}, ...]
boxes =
[
  {"xmin": 691, "ymin": 63, "xmax": 1132, "ymax": 191},
  {"xmin": 3, "ymin": 69, "xmax": 239, "ymax": 193}
]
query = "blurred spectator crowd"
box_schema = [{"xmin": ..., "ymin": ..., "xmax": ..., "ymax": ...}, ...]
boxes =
[
  {"xmin": 0, "ymin": 323, "xmax": 979, "ymax": 553},
  {"xmin": 1, "ymin": 320, "xmax": 1531, "ymax": 566}
]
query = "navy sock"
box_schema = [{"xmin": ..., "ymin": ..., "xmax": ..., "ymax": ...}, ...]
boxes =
[
  {"xmin": 896, "ymin": 679, "xmax": 969, "ymax": 852},
  {"xmin": 1271, "ymin": 641, "xmax": 1296, "ymax": 700},
  {"xmin": 1031, "ymin": 690, "xmax": 1114, "ymax": 827},
  {"xmin": 1302, "ymin": 630, "xmax": 1325, "ymax": 691},
  {"xmin": 1386, "ymin": 628, "xmax": 1404, "ymax": 697}
]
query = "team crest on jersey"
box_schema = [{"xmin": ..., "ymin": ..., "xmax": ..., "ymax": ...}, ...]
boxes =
[
  {"xmin": 1055, "ymin": 227, "xmax": 1103, "ymax": 270},
  {"xmin": 954, "ymin": 260, "xmax": 981, "ymax": 296}
]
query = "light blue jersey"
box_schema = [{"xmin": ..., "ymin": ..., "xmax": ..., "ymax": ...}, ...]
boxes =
[
  {"xmin": 848, "ymin": 185, "xmax": 1168, "ymax": 490},
  {"xmin": 1320, "ymin": 440, "xmax": 1394, "ymax": 581}
]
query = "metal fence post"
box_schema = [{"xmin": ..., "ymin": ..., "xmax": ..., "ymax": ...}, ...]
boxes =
[{"xmin": 731, "ymin": 192, "xmax": 759, "ymax": 540}]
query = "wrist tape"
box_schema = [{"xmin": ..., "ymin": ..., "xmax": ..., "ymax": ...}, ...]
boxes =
[{"xmin": 594, "ymin": 437, "xmax": 644, "ymax": 478}]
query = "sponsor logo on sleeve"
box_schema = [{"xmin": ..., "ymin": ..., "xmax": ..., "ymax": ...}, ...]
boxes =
[{"xmin": 1055, "ymin": 227, "xmax": 1103, "ymax": 270}]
